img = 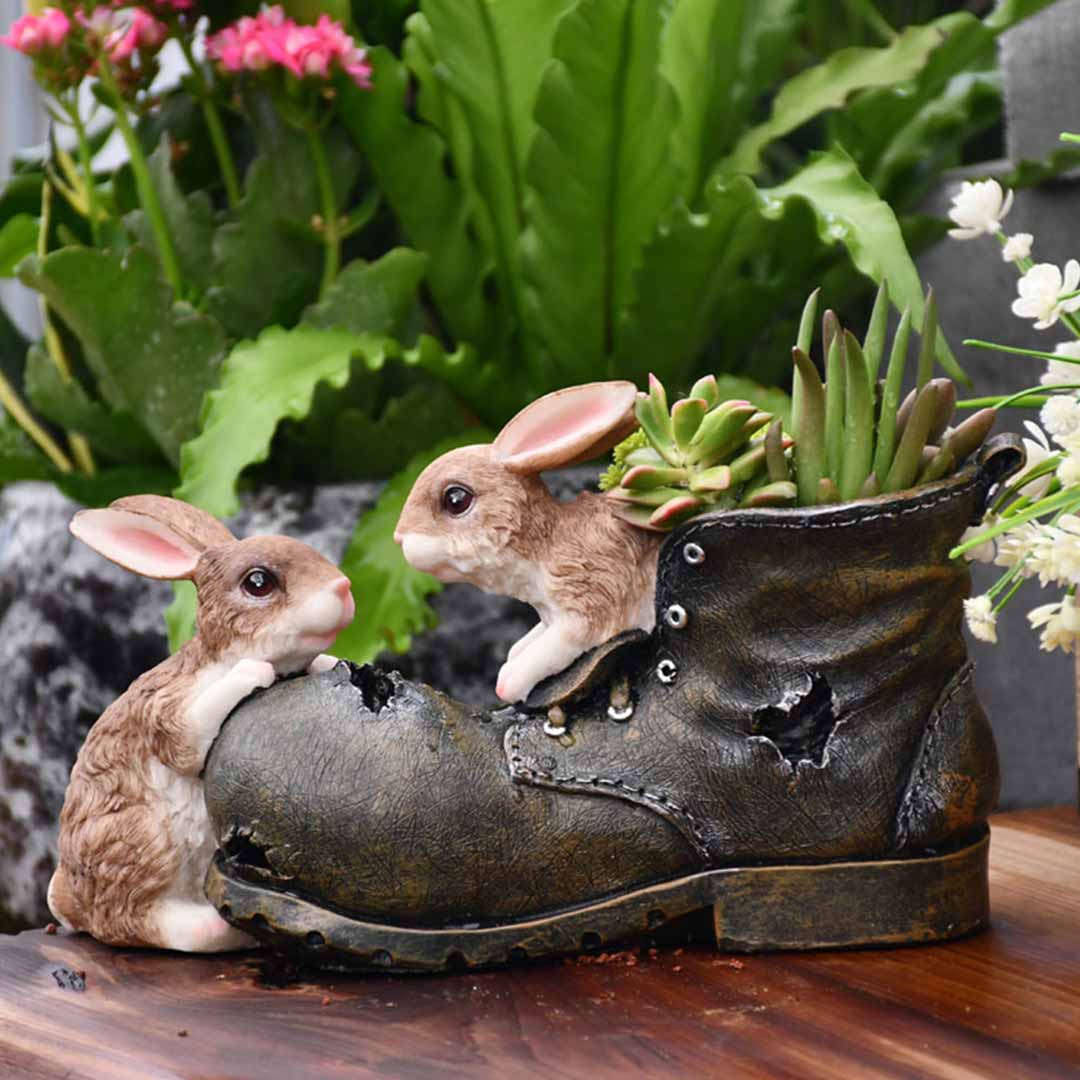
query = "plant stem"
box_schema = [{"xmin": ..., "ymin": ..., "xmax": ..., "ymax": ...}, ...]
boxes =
[
  {"xmin": 97, "ymin": 56, "xmax": 183, "ymax": 295},
  {"xmin": 177, "ymin": 34, "xmax": 241, "ymax": 209},
  {"xmin": 65, "ymin": 96, "xmax": 103, "ymax": 247},
  {"xmin": 38, "ymin": 181, "xmax": 96, "ymax": 475},
  {"xmin": 963, "ymin": 338, "xmax": 1080, "ymax": 364},
  {"xmin": 0, "ymin": 372, "xmax": 74, "ymax": 473},
  {"xmin": 957, "ymin": 395, "xmax": 1047, "ymax": 409},
  {"xmin": 307, "ymin": 124, "xmax": 340, "ymax": 298}
]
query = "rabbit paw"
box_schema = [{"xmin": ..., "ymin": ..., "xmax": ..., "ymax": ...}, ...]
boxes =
[
  {"xmin": 307, "ymin": 653, "xmax": 339, "ymax": 675},
  {"xmin": 155, "ymin": 898, "xmax": 257, "ymax": 953},
  {"xmin": 229, "ymin": 658, "xmax": 276, "ymax": 694}
]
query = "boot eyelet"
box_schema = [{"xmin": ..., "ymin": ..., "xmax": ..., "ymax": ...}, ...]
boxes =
[
  {"xmin": 683, "ymin": 542, "xmax": 705, "ymax": 565},
  {"xmin": 656, "ymin": 659, "xmax": 678, "ymax": 684},
  {"xmin": 664, "ymin": 604, "xmax": 688, "ymax": 629}
]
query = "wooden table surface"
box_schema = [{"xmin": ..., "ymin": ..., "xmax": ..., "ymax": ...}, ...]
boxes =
[{"xmin": 1, "ymin": 807, "xmax": 1078, "ymax": 1080}]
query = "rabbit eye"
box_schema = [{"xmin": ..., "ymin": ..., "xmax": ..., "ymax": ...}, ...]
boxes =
[
  {"xmin": 242, "ymin": 568, "xmax": 278, "ymax": 598},
  {"xmin": 441, "ymin": 484, "xmax": 475, "ymax": 517}
]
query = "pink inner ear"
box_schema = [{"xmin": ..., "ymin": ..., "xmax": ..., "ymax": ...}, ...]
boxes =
[
  {"xmin": 495, "ymin": 382, "xmax": 637, "ymax": 470},
  {"xmin": 510, "ymin": 400, "xmax": 615, "ymax": 454},
  {"xmin": 111, "ymin": 527, "xmax": 196, "ymax": 577},
  {"xmin": 71, "ymin": 509, "xmax": 200, "ymax": 580}
]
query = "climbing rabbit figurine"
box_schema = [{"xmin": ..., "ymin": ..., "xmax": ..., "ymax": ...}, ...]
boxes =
[
  {"xmin": 48, "ymin": 495, "xmax": 355, "ymax": 952},
  {"xmin": 394, "ymin": 381, "xmax": 662, "ymax": 703}
]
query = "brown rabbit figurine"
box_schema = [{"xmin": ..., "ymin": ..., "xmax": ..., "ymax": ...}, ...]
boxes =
[
  {"xmin": 395, "ymin": 381, "xmax": 661, "ymax": 704},
  {"xmin": 48, "ymin": 495, "xmax": 355, "ymax": 952}
]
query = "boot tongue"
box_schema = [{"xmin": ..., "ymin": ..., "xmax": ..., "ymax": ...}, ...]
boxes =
[{"xmin": 525, "ymin": 629, "xmax": 651, "ymax": 710}]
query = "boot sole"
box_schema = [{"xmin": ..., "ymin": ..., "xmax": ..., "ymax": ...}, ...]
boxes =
[{"xmin": 205, "ymin": 828, "xmax": 990, "ymax": 972}]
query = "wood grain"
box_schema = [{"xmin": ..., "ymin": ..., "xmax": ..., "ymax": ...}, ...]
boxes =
[{"xmin": 1, "ymin": 808, "xmax": 1078, "ymax": 1080}]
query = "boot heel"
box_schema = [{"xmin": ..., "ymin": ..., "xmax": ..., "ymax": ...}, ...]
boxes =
[{"xmin": 709, "ymin": 829, "xmax": 990, "ymax": 952}]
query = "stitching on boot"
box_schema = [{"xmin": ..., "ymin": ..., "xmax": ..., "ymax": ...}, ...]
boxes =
[
  {"xmin": 505, "ymin": 724, "xmax": 711, "ymax": 861},
  {"xmin": 684, "ymin": 481, "xmax": 976, "ymax": 537},
  {"xmin": 894, "ymin": 663, "xmax": 976, "ymax": 849}
]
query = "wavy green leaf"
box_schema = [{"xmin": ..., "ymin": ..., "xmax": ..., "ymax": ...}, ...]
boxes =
[
  {"xmin": 405, "ymin": 332, "xmax": 521, "ymax": 427},
  {"xmin": 126, "ymin": 137, "xmax": 217, "ymax": 296},
  {"xmin": 419, "ymin": 0, "xmax": 573, "ymax": 345},
  {"xmin": 19, "ymin": 246, "xmax": 226, "ymax": 465},
  {"xmin": 334, "ymin": 429, "xmax": 488, "ymax": 663},
  {"xmin": 302, "ymin": 249, "xmax": 429, "ymax": 338},
  {"xmin": 660, "ymin": 0, "xmax": 799, "ymax": 197},
  {"xmin": 24, "ymin": 344, "xmax": 161, "ymax": 463},
  {"xmin": 615, "ymin": 175, "xmax": 764, "ymax": 387},
  {"xmin": 339, "ymin": 47, "xmax": 502, "ymax": 356},
  {"xmin": 835, "ymin": 14, "xmax": 993, "ymax": 188},
  {"xmin": 724, "ymin": 22, "xmax": 945, "ymax": 177},
  {"xmin": 522, "ymin": 0, "xmax": 681, "ymax": 383},
  {"xmin": 0, "ymin": 214, "xmax": 37, "ymax": 278},
  {"xmin": 0, "ymin": 411, "xmax": 51, "ymax": 484},
  {"xmin": 175, "ymin": 326, "xmax": 392, "ymax": 517},
  {"xmin": 206, "ymin": 96, "xmax": 360, "ymax": 338},
  {"xmin": 55, "ymin": 465, "xmax": 178, "ymax": 508},
  {"xmin": 864, "ymin": 71, "xmax": 1001, "ymax": 210},
  {"xmin": 761, "ymin": 146, "xmax": 967, "ymax": 383},
  {"xmin": 985, "ymin": 0, "xmax": 1062, "ymax": 32}
]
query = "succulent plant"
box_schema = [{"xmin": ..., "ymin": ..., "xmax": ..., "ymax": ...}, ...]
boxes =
[
  {"xmin": 601, "ymin": 374, "xmax": 795, "ymax": 530},
  {"xmin": 791, "ymin": 282, "xmax": 996, "ymax": 506}
]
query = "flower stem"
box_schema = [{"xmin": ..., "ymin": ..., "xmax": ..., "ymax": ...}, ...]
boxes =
[
  {"xmin": 97, "ymin": 56, "xmax": 183, "ymax": 295},
  {"xmin": 65, "ymin": 96, "xmax": 103, "ymax": 247},
  {"xmin": 306, "ymin": 124, "xmax": 340, "ymax": 299},
  {"xmin": 37, "ymin": 181, "xmax": 96, "ymax": 475},
  {"xmin": 963, "ymin": 338, "xmax": 1080, "ymax": 364},
  {"xmin": 177, "ymin": 34, "xmax": 241, "ymax": 209},
  {"xmin": 0, "ymin": 371, "xmax": 74, "ymax": 474}
]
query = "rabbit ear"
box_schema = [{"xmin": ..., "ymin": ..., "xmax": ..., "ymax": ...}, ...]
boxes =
[
  {"xmin": 493, "ymin": 381, "xmax": 639, "ymax": 474},
  {"xmin": 70, "ymin": 497, "xmax": 233, "ymax": 581}
]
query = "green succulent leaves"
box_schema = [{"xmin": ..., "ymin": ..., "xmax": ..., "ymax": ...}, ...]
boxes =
[
  {"xmin": 603, "ymin": 377, "xmax": 794, "ymax": 529},
  {"xmin": 790, "ymin": 281, "xmax": 994, "ymax": 506}
]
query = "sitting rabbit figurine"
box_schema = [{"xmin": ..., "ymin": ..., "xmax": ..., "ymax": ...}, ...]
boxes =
[
  {"xmin": 395, "ymin": 381, "xmax": 661, "ymax": 703},
  {"xmin": 48, "ymin": 495, "xmax": 355, "ymax": 952}
]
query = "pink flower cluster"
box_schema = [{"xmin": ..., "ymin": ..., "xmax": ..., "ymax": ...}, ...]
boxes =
[
  {"xmin": 2, "ymin": 5, "xmax": 168, "ymax": 66},
  {"xmin": 1, "ymin": 8, "xmax": 70, "ymax": 56},
  {"xmin": 207, "ymin": 7, "xmax": 372, "ymax": 90}
]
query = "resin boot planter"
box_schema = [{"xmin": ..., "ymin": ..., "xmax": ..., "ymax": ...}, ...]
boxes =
[{"xmin": 201, "ymin": 437, "xmax": 1023, "ymax": 971}]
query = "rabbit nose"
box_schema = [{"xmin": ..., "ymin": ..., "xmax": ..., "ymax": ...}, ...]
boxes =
[
  {"xmin": 393, "ymin": 529, "xmax": 403, "ymax": 544},
  {"xmin": 333, "ymin": 577, "xmax": 355, "ymax": 626}
]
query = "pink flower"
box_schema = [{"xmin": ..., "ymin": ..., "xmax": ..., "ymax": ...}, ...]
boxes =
[
  {"xmin": 106, "ymin": 9, "xmax": 167, "ymax": 63},
  {"xmin": 1, "ymin": 8, "xmax": 71, "ymax": 56},
  {"xmin": 206, "ymin": 6, "xmax": 372, "ymax": 90}
]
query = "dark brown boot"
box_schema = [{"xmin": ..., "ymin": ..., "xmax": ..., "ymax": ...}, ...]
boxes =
[{"xmin": 202, "ymin": 436, "xmax": 1022, "ymax": 971}]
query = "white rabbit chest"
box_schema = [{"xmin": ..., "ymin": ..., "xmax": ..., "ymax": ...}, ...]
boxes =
[{"xmin": 147, "ymin": 759, "xmax": 215, "ymax": 900}]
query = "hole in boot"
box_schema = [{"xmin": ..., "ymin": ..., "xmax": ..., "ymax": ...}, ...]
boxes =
[
  {"xmin": 348, "ymin": 664, "xmax": 396, "ymax": 713},
  {"xmin": 221, "ymin": 826, "xmax": 288, "ymax": 881},
  {"xmin": 750, "ymin": 673, "xmax": 838, "ymax": 768}
]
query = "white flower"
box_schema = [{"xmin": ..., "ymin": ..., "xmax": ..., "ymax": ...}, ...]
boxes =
[
  {"xmin": 967, "ymin": 596, "xmax": 997, "ymax": 643},
  {"xmin": 1027, "ymin": 594, "xmax": 1080, "ymax": 653},
  {"xmin": 948, "ymin": 179, "xmax": 1014, "ymax": 240},
  {"xmin": 958, "ymin": 517, "xmax": 998, "ymax": 563},
  {"xmin": 1034, "ymin": 515, "xmax": 1080, "ymax": 587},
  {"xmin": 1041, "ymin": 341, "xmax": 1080, "ymax": 387},
  {"xmin": 1058, "ymin": 451, "xmax": 1080, "ymax": 488},
  {"xmin": 964, "ymin": 595, "xmax": 998, "ymax": 643},
  {"xmin": 1002, "ymin": 232, "xmax": 1033, "ymax": 263},
  {"xmin": 1040, "ymin": 394, "xmax": 1080, "ymax": 440},
  {"xmin": 993, "ymin": 521, "xmax": 1042, "ymax": 577},
  {"xmin": 1012, "ymin": 261, "xmax": 1080, "ymax": 330},
  {"xmin": 1016, "ymin": 421, "xmax": 1055, "ymax": 500}
]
